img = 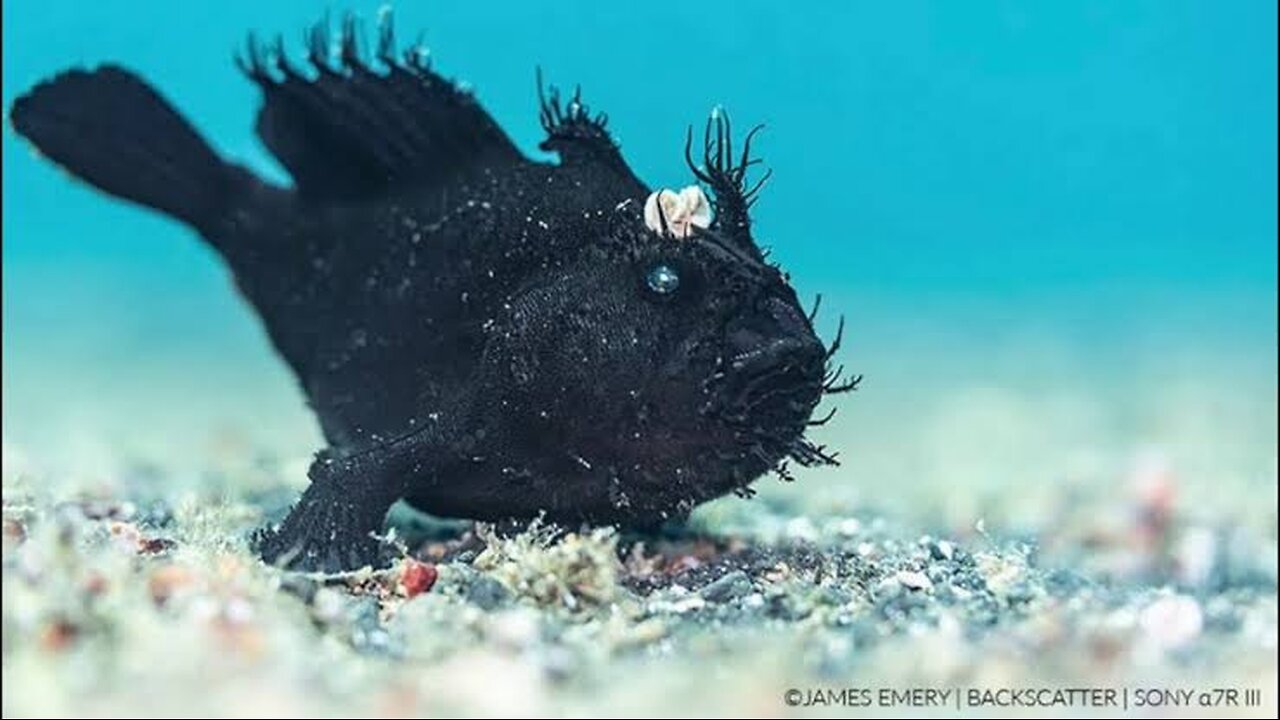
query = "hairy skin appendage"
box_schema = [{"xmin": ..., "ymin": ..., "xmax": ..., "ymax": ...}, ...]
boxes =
[{"xmin": 9, "ymin": 12, "xmax": 857, "ymax": 572}]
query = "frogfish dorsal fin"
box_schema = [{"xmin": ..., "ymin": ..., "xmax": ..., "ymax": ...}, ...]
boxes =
[
  {"xmin": 238, "ymin": 12, "xmax": 524, "ymax": 201},
  {"xmin": 537, "ymin": 72, "xmax": 645, "ymax": 191}
]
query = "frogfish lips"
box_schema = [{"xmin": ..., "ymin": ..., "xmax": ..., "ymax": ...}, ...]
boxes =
[{"xmin": 713, "ymin": 296, "xmax": 826, "ymax": 441}]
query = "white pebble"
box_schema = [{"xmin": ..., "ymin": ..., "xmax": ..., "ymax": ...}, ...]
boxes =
[
  {"xmin": 784, "ymin": 517, "xmax": 818, "ymax": 543},
  {"xmin": 487, "ymin": 609, "xmax": 540, "ymax": 650},
  {"xmin": 935, "ymin": 540, "xmax": 955, "ymax": 561},
  {"xmin": 836, "ymin": 518, "xmax": 862, "ymax": 537},
  {"xmin": 1139, "ymin": 594, "xmax": 1203, "ymax": 651},
  {"xmin": 311, "ymin": 588, "xmax": 345, "ymax": 623},
  {"xmin": 1174, "ymin": 526, "xmax": 1218, "ymax": 587},
  {"xmin": 896, "ymin": 570, "xmax": 934, "ymax": 592}
]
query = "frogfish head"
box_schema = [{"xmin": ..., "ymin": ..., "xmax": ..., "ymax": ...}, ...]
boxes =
[
  {"xmin": 477, "ymin": 111, "xmax": 853, "ymax": 521},
  {"xmin": 580, "ymin": 114, "xmax": 850, "ymax": 508}
]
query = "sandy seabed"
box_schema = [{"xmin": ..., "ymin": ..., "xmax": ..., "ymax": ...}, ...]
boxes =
[{"xmin": 1, "ymin": 440, "xmax": 1276, "ymax": 719}]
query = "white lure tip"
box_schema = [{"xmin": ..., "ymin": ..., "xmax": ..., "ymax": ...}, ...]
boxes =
[{"xmin": 644, "ymin": 185, "xmax": 712, "ymax": 239}]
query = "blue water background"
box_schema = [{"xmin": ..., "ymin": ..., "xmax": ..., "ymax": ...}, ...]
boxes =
[{"xmin": 3, "ymin": 2, "xmax": 1275, "ymax": 519}]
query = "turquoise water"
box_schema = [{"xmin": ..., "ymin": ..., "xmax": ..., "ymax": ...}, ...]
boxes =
[{"xmin": 3, "ymin": 3, "xmax": 1276, "ymax": 520}]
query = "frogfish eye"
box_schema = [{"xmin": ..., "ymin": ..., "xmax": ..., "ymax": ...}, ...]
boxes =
[{"xmin": 645, "ymin": 263, "xmax": 680, "ymax": 295}]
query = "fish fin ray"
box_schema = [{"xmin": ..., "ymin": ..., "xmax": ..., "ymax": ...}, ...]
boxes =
[
  {"xmin": 536, "ymin": 70, "xmax": 647, "ymax": 190},
  {"xmin": 239, "ymin": 12, "xmax": 525, "ymax": 201}
]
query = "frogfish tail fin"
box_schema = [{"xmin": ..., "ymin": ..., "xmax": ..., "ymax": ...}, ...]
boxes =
[{"xmin": 10, "ymin": 65, "xmax": 238, "ymax": 234}]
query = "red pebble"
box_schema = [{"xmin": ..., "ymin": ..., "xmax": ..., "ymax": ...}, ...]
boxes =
[
  {"xmin": 138, "ymin": 537, "xmax": 177, "ymax": 555},
  {"xmin": 399, "ymin": 559, "xmax": 438, "ymax": 597}
]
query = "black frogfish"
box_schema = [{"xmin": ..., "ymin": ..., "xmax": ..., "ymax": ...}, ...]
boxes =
[{"xmin": 9, "ymin": 13, "xmax": 857, "ymax": 571}]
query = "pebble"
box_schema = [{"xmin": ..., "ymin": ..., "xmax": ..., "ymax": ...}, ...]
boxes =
[
  {"xmin": 466, "ymin": 575, "xmax": 511, "ymax": 610},
  {"xmin": 895, "ymin": 570, "xmax": 934, "ymax": 592},
  {"xmin": 929, "ymin": 540, "xmax": 955, "ymax": 561},
  {"xmin": 1202, "ymin": 596, "xmax": 1241, "ymax": 632},
  {"xmin": 487, "ymin": 609, "xmax": 540, "ymax": 650},
  {"xmin": 542, "ymin": 645, "xmax": 576, "ymax": 682},
  {"xmin": 667, "ymin": 595, "xmax": 707, "ymax": 614},
  {"xmin": 699, "ymin": 570, "xmax": 753, "ymax": 603},
  {"xmin": 766, "ymin": 593, "xmax": 812, "ymax": 621},
  {"xmin": 399, "ymin": 559, "xmax": 439, "ymax": 598},
  {"xmin": 1174, "ymin": 526, "xmax": 1218, "ymax": 587},
  {"xmin": 874, "ymin": 577, "xmax": 903, "ymax": 599},
  {"xmin": 311, "ymin": 587, "xmax": 347, "ymax": 624},
  {"xmin": 147, "ymin": 565, "xmax": 195, "ymax": 606},
  {"xmin": 975, "ymin": 553, "xmax": 1024, "ymax": 598},
  {"xmin": 348, "ymin": 598, "xmax": 394, "ymax": 655},
  {"xmin": 224, "ymin": 597, "xmax": 255, "ymax": 625},
  {"xmin": 626, "ymin": 618, "xmax": 668, "ymax": 645},
  {"xmin": 785, "ymin": 517, "xmax": 818, "ymax": 543},
  {"xmin": 816, "ymin": 584, "xmax": 852, "ymax": 606},
  {"xmin": 835, "ymin": 518, "xmax": 862, "ymax": 537},
  {"xmin": 1139, "ymin": 594, "xmax": 1203, "ymax": 651}
]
